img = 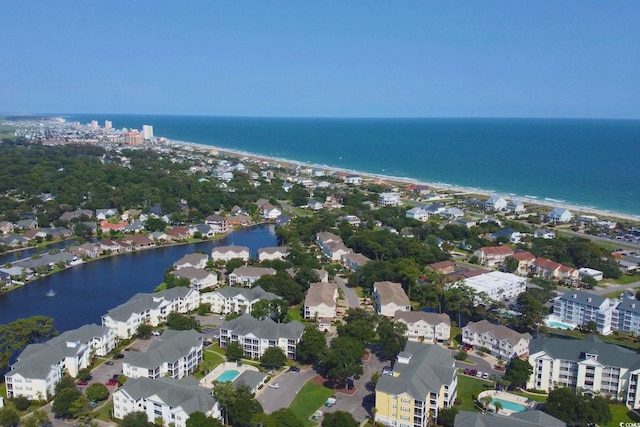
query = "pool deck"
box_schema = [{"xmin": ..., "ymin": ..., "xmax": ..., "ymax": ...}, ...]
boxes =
[
  {"xmin": 544, "ymin": 315, "xmax": 577, "ymax": 330},
  {"xmin": 200, "ymin": 362, "xmax": 259, "ymax": 387},
  {"xmin": 477, "ymin": 390, "xmax": 537, "ymax": 416}
]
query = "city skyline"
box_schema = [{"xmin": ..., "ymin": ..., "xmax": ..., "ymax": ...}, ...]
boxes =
[{"xmin": 2, "ymin": 1, "xmax": 640, "ymax": 119}]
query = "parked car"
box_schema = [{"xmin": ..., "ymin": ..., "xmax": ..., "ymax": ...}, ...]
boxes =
[
  {"xmin": 476, "ymin": 371, "xmax": 483, "ymax": 378},
  {"xmin": 77, "ymin": 380, "xmax": 88, "ymax": 386},
  {"xmin": 469, "ymin": 369, "xmax": 477, "ymax": 377},
  {"xmin": 112, "ymin": 374, "xmax": 120, "ymax": 380},
  {"xmin": 289, "ymin": 366, "xmax": 300, "ymax": 372},
  {"xmin": 105, "ymin": 361, "xmax": 114, "ymax": 365},
  {"xmin": 268, "ymin": 383, "xmax": 280, "ymax": 389},
  {"xmin": 90, "ymin": 401, "xmax": 99, "ymax": 408},
  {"xmin": 463, "ymin": 369, "xmax": 470, "ymax": 375},
  {"xmin": 105, "ymin": 379, "xmax": 119, "ymax": 386},
  {"xmin": 482, "ymin": 372, "xmax": 490, "ymax": 380},
  {"xmin": 114, "ymin": 354, "xmax": 125, "ymax": 359}
]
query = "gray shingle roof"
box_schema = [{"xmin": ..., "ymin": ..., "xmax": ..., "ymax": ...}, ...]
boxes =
[
  {"xmin": 615, "ymin": 297, "xmax": 640, "ymax": 314},
  {"xmin": 216, "ymin": 286, "xmax": 279, "ymax": 302},
  {"xmin": 125, "ymin": 330, "xmax": 202, "ymax": 370},
  {"xmin": 232, "ymin": 370, "xmax": 267, "ymax": 390},
  {"xmin": 454, "ymin": 410, "xmax": 566, "ymax": 427},
  {"xmin": 105, "ymin": 288, "xmax": 192, "ymax": 322},
  {"xmin": 221, "ymin": 314, "xmax": 304, "ymax": 341},
  {"xmin": 376, "ymin": 342, "xmax": 456, "ymax": 400},
  {"xmin": 529, "ymin": 335, "xmax": 640, "ymax": 370},
  {"xmin": 558, "ymin": 290, "xmax": 608, "ymax": 308}
]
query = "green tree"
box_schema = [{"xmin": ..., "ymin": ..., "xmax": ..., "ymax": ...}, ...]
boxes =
[
  {"xmin": 55, "ymin": 375, "xmax": 77, "ymax": 394},
  {"xmin": 212, "ymin": 382, "xmax": 236, "ymax": 427},
  {"xmin": 436, "ymin": 407, "xmax": 459, "ymax": 427},
  {"xmin": 226, "ymin": 385, "xmax": 263, "ymax": 427},
  {"xmin": 166, "ymin": 313, "xmax": 199, "ymax": 331},
  {"xmin": 136, "ymin": 323, "xmax": 153, "ymax": 339},
  {"xmin": 321, "ymin": 411, "xmax": 358, "ymax": 427},
  {"xmin": 119, "ymin": 411, "xmax": 153, "ymax": 427},
  {"xmin": 270, "ymin": 299, "xmax": 289, "ymax": 323},
  {"xmin": 19, "ymin": 409, "xmax": 50, "ymax": 427},
  {"xmin": 376, "ymin": 318, "xmax": 408, "ymax": 360},
  {"xmin": 225, "ymin": 342, "xmax": 244, "ymax": 361},
  {"xmin": 86, "ymin": 383, "xmax": 109, "ymax": 402},
  {"xmin": 504, "ymin": 256, "xmax": 519, "ymax": 273},
  {"xmin": 322, "ymin": 336, "xmax": 364, "ymax": 386},
  {"xmin": 145, "ymin": 217, "xmax": 166, "ymax": 232},
  {"xmin": 51, "ymin": 387, "xmax": 83, "ymax": 419},
  {"xmin": 197, "ymin": 303, "xmax": 212, "ymax": 316},
  {"xmin": 0, "ymin": 407, "xmax": 20, "ymax": 427},
  {"xmin": 0, "ymin": 316, "xmax": 57, "ymax": 371},
  {"xmin": 250, "ymin": 299, "xmax": 272, "ymax": 320},
  {"xmin": 264, "ymin": 409, "xmax": 303, "ymax": 427},
  {"xmin": 260, "ymin": 347, "xmax": 287, "ymax": 370},
  {"xmin": 503, "ymin": 358, "xmax": 533, "ymax": 389},
  {"xmin": 12, "ymin": 396, "xmax": 31, "ymax": 411},
  {"xmin": 76, "ymin": 368, "xmax": 92, "ymax": 381},
  {"xmin": 185, "ymin": 411, "xmax": 223, "ymax": 427},
  {"xmin": 296, "ymin": 325, "xmax": 328, "ymax": 364},
  {"xmin": 338, "ymin": 319, "xmax": 375, "ymax": 344}
]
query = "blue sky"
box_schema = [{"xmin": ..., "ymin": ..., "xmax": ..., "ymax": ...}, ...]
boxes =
[{"xmin": 2, "ymin": 2, "xmax": 639, "ymax": 118}]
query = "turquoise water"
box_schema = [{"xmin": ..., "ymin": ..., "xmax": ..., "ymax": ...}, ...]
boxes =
[
  {"xmin": 492, "ymin": 398, "xmax": 527, "ymax": 412},
  {"xmin": 216, "ymin": 369, "xmax": 240, "ymax": 382},
  {"xmin": 547, "ymin": 320, "xmax": 575, "ymax": 330},
  {"xmin": 65, "ymin": 115, "xmax": 640, "ymax": 216}
]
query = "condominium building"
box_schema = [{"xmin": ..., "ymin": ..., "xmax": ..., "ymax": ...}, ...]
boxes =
[
  {"xmin": 553, "ymin": 290, "xmax": 616, "ymax": 335},
  {"xmin": 228, "ymin": 266, "xmax": 276, "ymax": 287},
  {"xmin": 219, "ymin": 314, "xmax": 304, "ymax": 359},
  {"xmin": 473, "ymin": 246, "xmax": 514, "ymax": 268},
  {"xmin": 462, "ymin": 320, "xmax": 531, "ymax": 361},
  {"xmin": 304, "ymin": 282, "xmax": 339, "ymax": 322},
  {"xmin": 200, "ymin": 286, "xmax": 279, "ymax": 315},
  {"xmin": 375, "ymin": 342, "xmax": 458, "ymax": 427},
  {"xmin": 394, "ymin": 311, "xmax": 451, "ymax": 344},
  {"xmin": 5, "ymin": 324, "xmax": 115, "ymax": 400},
  {"xmin": 124, "ymin": 130, "xmax": 143, "ymax": 146},
  {"xmin": 123, "ymin": 330, "xmax": 203, "ymax": 380},
  {"xmin": 527, "ymin": 336, "xmax": 640, "ymax": 408},
  {"xmin": 113, "ymin": 377, "xmax": 221, "ymax": 427},
  {"xmin": 613, "ymin": 295, "xmax": 640, "ymax": 335},
  {"xmin": 462, "ymin": 271, "xmax": 527, "ymax": 301},
  {"xmin": 102, "ymin": 288, "xmax": 200, "ymax": 339},
  {"xmin": 142, "ymin": 125, "xmax": 154, "ymax": 140},
  {"xmin": 210, "ymin": 245, "xmax": 250, "ymax": 262}
]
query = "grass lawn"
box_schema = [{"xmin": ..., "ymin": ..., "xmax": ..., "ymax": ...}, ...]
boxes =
[
  {"xmin": 606, "ymin": 404, "xmax": 640, "ymax": 426},
  {"xmin": 94, "ymin": 401, "xmax": 113, "ymax": 422},
  {"xmin": 510, "ymin": 390, "xmax": 547, "ymax": 403},
  {"xmin": 288, "ymin": 304, "xmax": 303, "ymax": 321},
  {"xmin": 289, "ymin": 381, "xmax": 334, "ymax": 426},
  {"xmin": 608, "ymin": 274, "xmax": 640, "ymax": 285},
  {"xmin": 204, "ymin": 349, "xmax": 225, "ymax": 368},
  {"xmin": 0, "ymin": 382, "xmax": 6, "ymax": 398},
  {"xmin": 456, "ymin": 375, "xmax": 493, "ymax": 412}
]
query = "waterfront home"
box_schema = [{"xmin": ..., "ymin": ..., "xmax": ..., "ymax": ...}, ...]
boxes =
[
  {"xmin": 123, "ymin": 330, "xmax": 203, "ymax": 380},
  {"xmin": 204, "ymin": 214, "xmax": 228, "ymax": 234},
  {"xmin": 100, "ymin": 238, "xmax": 122, "ymax": 253},
  {"xmin": 0, "ymin": 234, "xmax": 28, "ymax": 247},
  {"xmin": 5, "ymin": 324, "xmax": 115, "ymax": 400},
  {"xmin": 173, "ymin": 267, "xmax": 218, "ymax": 291},
  {"xmin": 553, "ymin": 290, "xmax": 615, "ymax": 335},
  {"xmin": 0, "ymin": 221, "xmax": 15, "ymax": 234},
  {"xmin": 378, "ymin": 192, "xmax": 401, "ymax": 207},
  {"xmin": 166, "ymin": 226, "xmax": 191, "ymax": 241},
  {"xmin": 148, "ymin": 231, "xmax": 171, "ymax": 242},
  {"xmin": 462, "ymin": 271, "xmax": 527, "ymax": 301},
  {"xmin": 219, "ymin": 314, "xmax": 304, "ymax": 359},
  {"xmin": 375, "ymin": 342, "xmax": 457, "ymax": 427},
  {"xmin": 373, "ymin": 281, "xmax": 410, "ymax": 317},
  {"xmin": 0, "ymin": 270, "xmax": 11, "ymax": 287},
  {"xmin": 259, "ymin": 203, "xmax": 282, "ymax": 219},
  {"xmin": 228, "ymin": 266, "xmax": 277, "ymax": 287},
  {"xmin": 547, "ymin": 207, "xmax": 573, "ymax": 223},
  {"xmin": 344, "ymin": 175, "xmax": 362, "ymax": 185},
  {"xmin": 210, "ymin": 245, "xmax": 250, "ymax": 262},
  {"xmin": 304, "ymin": 282, "xmax": 338, "ymax": 324},
  {"xmin": 527, "ymin": 335, "xmax": 640, "ymax": 408},
  {"xmin": 121, "ymin": 234, "xmax": 155, "ymax": 250},
  {"xmin": 257, "ymin": 246, "xmax": 289, "ymax": 261},
  {"xmin": 394, "ymin": 311, "xmax": 451, "ymax": 343},
  {"xmin": 70, "ymin": 242, "xmax": 101, "ymax": 259},
  {"xmin": 484, "ymin": 195, "xmax": 508, "ymax": 212},
  {"xmin": 226, "ymin": 214, "xmax": 253, "ymax": 227},
  {"xmin": 506, "ymin": 199, "xmax": 526, "ymax": 214},
  {"xmin": 189, "ymin": 223, "xmax": 215, "ymax": 238},
  {"xmin": 531, "ymin": 257, "xmax": 578, "ymax": 283},
  {"xmin": 462, "ymin": 320, "xmax": 531, "ymax": 361},
  {"xmin": 473, "ymin": 246, "xmax": 514, "ymax": 268},
  {"xmin": 341, "ymin": 252, "xmax": 371, "ymax": 271},
  {"xmin": 173, "ymin": 253, "xmax": 209, "ymax": 270},
  {"xmin": 102, "ymin": 288, "xmax": 200, "ymax": 339},
  {"xmin": 113, "ymin": 377, "xmax": 222, "ymax": 427},
  {"xmin": 201, "ymin": 286, "xmax": 279, "ymax": 315}
]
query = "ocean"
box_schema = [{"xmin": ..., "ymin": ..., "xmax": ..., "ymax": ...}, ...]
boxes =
[{"xmin": 65, "ymin": 115, "xmax": 640, "ymax": 217}]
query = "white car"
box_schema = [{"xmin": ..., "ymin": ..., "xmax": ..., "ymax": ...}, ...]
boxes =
[
  {"xmin": 269, "ymin": 383, "xmax": 280, "ymax": 389},
  {"xmin": 482, "ymin": 372, "xmax": 490, "ymax": 380},
  {"xmin": 476, "ymin": 371, "xmax": 483, "ymax": 378}
]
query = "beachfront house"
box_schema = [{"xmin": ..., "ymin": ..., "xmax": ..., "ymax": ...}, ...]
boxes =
[
  {"xmin": 547, "ymin": 207, "xmax": 573, "ymax": 223},
  {"xmin": 484, "ymin": 195, "xmax": 508, "ymax": 212},
  {"xmin": 379, "ymin": 192, "xmax": 401, "ymax": 207}
]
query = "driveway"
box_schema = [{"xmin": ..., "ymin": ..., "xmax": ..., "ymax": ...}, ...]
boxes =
[
  {"xmin": 335, "ymin": 276, "xmax": 359, "ymax": 309},
  {"xmin": 257, "ymin": 367, "xmax": 317, "ymax": 414}
]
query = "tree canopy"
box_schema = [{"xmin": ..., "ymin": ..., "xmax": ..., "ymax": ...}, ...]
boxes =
[
  {"xmin": 503, "ymin": 358, "xmax": 533, "ymax": 389},
  {"xmin": 544, "ymin": 387, "xmax": 612, "ymax": 426},
  {"xmin": 0, "ymin": 316, "xmax": 57, "ymax": 371}
]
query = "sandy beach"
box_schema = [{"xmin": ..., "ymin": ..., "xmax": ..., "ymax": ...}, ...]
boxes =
[{"xmin": 165, "ymin": 138, "xmax": 640, "ymax": 224}]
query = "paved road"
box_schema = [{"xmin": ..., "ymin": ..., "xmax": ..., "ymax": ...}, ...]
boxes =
[
  {"xmin": 558, "ymin": 229, "xmax": 640, "ymax": 250},
  {"xmin": 590, "ymin": 281, "xmax": 640, "ymax": 296},
  {"xmin": 335, "ymin": 275, "xmax": 359, "ymax": 309},
  {"xmin": 454, "ymin": 352, "xmax": 503, "ymax": 377},
  {"xmin": 257, "ymin": 367, "xmax": 318, "ymax": 414}
]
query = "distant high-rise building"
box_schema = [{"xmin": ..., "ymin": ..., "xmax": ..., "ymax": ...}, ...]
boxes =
[
  {"xmin": 124, "ymin": 130, "xmax": 143, "ymax": 146},
  {"xmin": 89, "ymin": 120, "xmax": 99, "ymax": 130},
  {"xmin": 105, "ymin": 120, "xmax": 112, "ymax": 129},
  {"xmin": 142, "ymin": 125, "xmax": 154, "ymax": 140}
]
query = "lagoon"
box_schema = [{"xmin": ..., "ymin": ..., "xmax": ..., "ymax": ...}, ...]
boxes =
[{"xmin": 0, "ymin": 224, "xmax": 278, "ymax": 332}]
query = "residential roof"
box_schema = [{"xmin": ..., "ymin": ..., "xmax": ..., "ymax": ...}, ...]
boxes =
[
  {"xmin": 230, "ymin": 266, "xmax": 277, "ymax": 278},
  {"xmin": 454, "ymin": 410, "xmax": 566, "ymax": 427},
  {"xmin": 558, "ymin": 290, "xmax": 608, "ymax": 308},
  {"xmin": 125, "ymin": 330, "xmax": 202, "ymax": 370},
  {"xmin": 104, "ymin": 288, "xmax": 193, "ymax": 322},
  {"xmin": 221, "ymin": 314, "xmax": 304, "ymax": 341},
  {"xmin": 394, "ymin": 310, "xmax": 450, "ymax": 326},
  {"xmin": 215, "ymin": 286, "xmax": 279, "ymax": 302},
  {"xmin": 305, "ymin": 282, "xmax": 338, "ymax": 307},
  {"xmin": 257, "ymin": 246, "xmax": 289, "ymax": 256},
  {"xmin": 211, "ymin": 245, "xmax": 249, "ymax": 254},
  {"xmin": 374, "ymin": 281, "xmax": 410, "ymax": 306},
  {"xmin": 615, "ymin": 297, "xmax": 640, "ymax": 314},
  {"xmin": 529, "ymin": 335, "xmax": 640, "ymax": 370},
  {"xmin": 376, "ymin": 342, "xmax": 456, "ymax": 401},
  {"xmin": 464, "ymin": 319, "xmax": 531, "ymax": 344},
  {"xmin": 174, "ymin": 253, "xmax": 208, "ymax": 267},
  {"xmin": 232, "ymin": 370, "xmax": 267, "ymax": 390},
  {"xmin": 118, "ymin": 376, "xmax": 217, "ymax": 415},
  {"xmin": 478, "ymin": 246, "xmax": 514, "ymax": 256},
  {"xmin": 511, "ymin": 251, "xmax": 536, "ymax": 261},
  {"xmin": 174, "ymin": 267, "xmax": 214, "ymax": 280}
]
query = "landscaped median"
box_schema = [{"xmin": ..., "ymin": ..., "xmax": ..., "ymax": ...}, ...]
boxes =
[{"xmin": 288, "ymin": 381, "xmax": 334, "ymax": 426}]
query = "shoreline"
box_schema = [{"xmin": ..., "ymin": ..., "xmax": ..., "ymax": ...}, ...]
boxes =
[{"xmin": 164, "ymin": 138, "xmax": 640, "ymax": 224}]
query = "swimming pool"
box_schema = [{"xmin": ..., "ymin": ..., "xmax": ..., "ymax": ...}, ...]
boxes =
[
  {"xmin": 546, "ymin": 320, "xmax": 575, "ymax": 330},
  {"xmin": 492, "ymin": 398, "xmax": 527, "ymax": 413},
  {"xmin": 216, "ymin": 369, "xmax": 240, "ymax": 382}
]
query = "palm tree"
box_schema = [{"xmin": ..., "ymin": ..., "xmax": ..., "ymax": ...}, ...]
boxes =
[
  {"xmin": 494, "ymin": 401, "xmax": 503, "ymax": 414},
  {"xmin": 480, "ymin": 395, "xmax": 492, "ymax": 413}
]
